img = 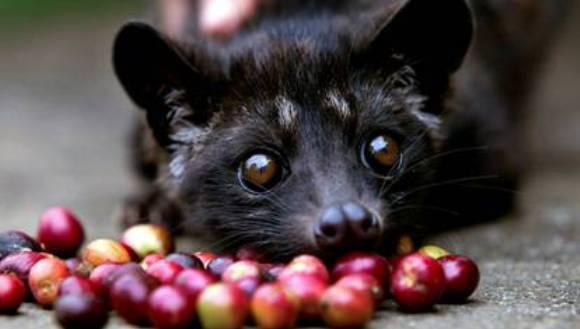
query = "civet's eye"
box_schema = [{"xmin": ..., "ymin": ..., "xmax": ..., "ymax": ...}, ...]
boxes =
[
  {"xmin": 361, "ymin": 134, "xmax": 401, "ymax": 175},
  {"xmin": 238, "ymin": 153, "xmax": 284, "ymax": 192}
]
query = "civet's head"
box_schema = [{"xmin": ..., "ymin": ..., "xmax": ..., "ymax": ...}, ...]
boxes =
[{"xmin": 113, "ymin": 0, "xmax": 473, "ymax": 260}]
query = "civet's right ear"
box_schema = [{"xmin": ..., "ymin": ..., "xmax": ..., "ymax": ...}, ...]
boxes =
[{"xmin": 113, "ymin": 22, "xmax": 218, "ymax": 147}]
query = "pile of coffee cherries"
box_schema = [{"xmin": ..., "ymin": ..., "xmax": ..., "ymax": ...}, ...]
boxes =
[{"xmin": 0, "ymin": 207, "xmax": 480, "ymax": 329}]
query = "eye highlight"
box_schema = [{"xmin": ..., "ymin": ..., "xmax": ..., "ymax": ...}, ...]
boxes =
[
  {"xmin": 238, "ymin": 153, "xmax": 284, "ymax": 192},
  {"xmin": 361, "ymin": 134, "xmax": 401, "ymax": 176}
]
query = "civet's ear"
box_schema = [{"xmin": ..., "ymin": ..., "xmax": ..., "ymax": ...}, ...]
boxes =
[
  {"xmin": 113, "ymin": 22, "xmax": 218, "ymax": 147},
  {"xmin": 356, "ymin": 0, "xmax": 473, "ymax": 91}
]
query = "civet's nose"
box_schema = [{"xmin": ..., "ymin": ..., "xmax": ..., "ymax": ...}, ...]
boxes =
[{"xmin": 314, "ymin": 201, "xmax": 380, "ymax": 251}]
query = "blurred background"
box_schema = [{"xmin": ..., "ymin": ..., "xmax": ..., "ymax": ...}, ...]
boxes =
[
  {"xmin": 0, "ymin": 0, "xmax": 144, "ymax": 238},
  {"xmin": 0, "ymin": 0, "xmax": 579, "ymax": 241}
]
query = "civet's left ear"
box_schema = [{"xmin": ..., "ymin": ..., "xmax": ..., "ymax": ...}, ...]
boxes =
[{"xmin": 355, "ymin": 0, "xmax": 473, "ymax": 93}]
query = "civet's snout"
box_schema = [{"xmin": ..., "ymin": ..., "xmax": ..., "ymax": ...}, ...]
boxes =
[{"xmin": 314, "ymin": 201, "xmax": 381, "ymax": 252}]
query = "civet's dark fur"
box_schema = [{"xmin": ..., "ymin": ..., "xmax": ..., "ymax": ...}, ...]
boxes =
[{"xmin": 113, "ymin": 0, "xmax": 569, "ymax": 260}]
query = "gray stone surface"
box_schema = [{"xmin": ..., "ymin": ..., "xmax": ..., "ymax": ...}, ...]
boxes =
[{"xmin": 0, "ymin": 3, "xmax": 579, "ymax": 329}]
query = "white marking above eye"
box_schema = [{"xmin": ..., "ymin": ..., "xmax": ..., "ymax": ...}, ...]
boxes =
[
  {"xmin": 276, "ymin": 96, "xmax": 298, "ymax": 130},
  {"xmin": 325, "ymin": 90, "xmax": 351, "ymax": 120}
]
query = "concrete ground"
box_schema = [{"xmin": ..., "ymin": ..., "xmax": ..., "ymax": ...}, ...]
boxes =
[{"xmin": 0, "ymin": 3, "xmax": 579, "ymax": 329}]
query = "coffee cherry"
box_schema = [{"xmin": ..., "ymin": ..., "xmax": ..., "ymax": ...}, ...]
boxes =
[
  {"xmin": 55, "ymin": 294, "xmax": 109, "ymax": 329},
  {"xmin": 165, "ymin": 252, "xmax": 203, "ymax": 269},
  {"xmin": 96, "ymin": 263, "xmax": 147, "ymax": 306},
  {"xmin": 335, "ymin": 273, "xmax": 384, "ymax": 306},
  {"xmin": 279, "ymin": 273, "xmax": 327, "ymax": 319},
  {"xmin": 120, "ymin": 242, "xmax": 140, "ymax": 262},
  {"xmin": 193, "ymin": 251, "xmax": 216, "ymax": 269},
  {"xmin": 0, "ymin": 251, "xmax": 46, "ymax": 290},
  {"xmin": 197, "ymin": 283, "xmax": 249, "ymax": 329},
  {"xmin": 0, "ymin": 274, "xmax": 26, "ymax": 313},
  {"xmin": 110, "ymin": 273, "xmax": 159, "ymax": 325},
  {"xmin": 439, "ymin": 255, "xmax": 480, "ymax": 302},
  {"xmin": 173, "ymin": 269, "xmax": 217, "ymax": 305},
  {"xmin": 390, "ymin": 253, "xmax": 445, "ymax": 312},
  {"xmin": 29, "ymin": 257, "xmax": 71, "ymax": 307},
  {"xmin": 0, "ymin": 204, "xmax": 488, "ymax": 327},
  {"xmin": 207, "ymin": 255, "xmax": 235, "ymax": 278},
  {"xmin": 141, "ymin": 253, "xmax": 163, "ymax": 270},
  {"xmin": 65, "ymin": 258, "xmax": 82, "ymax": 274},
  {"xmin": 120, "ymin": 224, "xmax": 174, "ymax": 258},
  {"xmin": 251, "ymin": 283, "xmax": 298, "ymax": 329},
  {"xmin": 88, "ymin": 263, "xmax": 120, "ymax": 297},
  {"xmin": 222, "ymin": 260, "xmax": 262, "ymax": 283},
  {"xmin": 148, "ymin": 285, "xmax": 196, "ymax": 329},
  {"xmin": 81, "ymin": 239, "xmax": 131, "ymax": 267},
  {"xmin": 58, "ymin": 275, "xmax": 101, "ymax": 299},
  {"xmin": 320, "ymin": 285, "xmax": 374, "ymax": 328},
  {"xmin": 71, "ymin": 262, "xmax": 94, "ymax": 278},
  {"xmin": 37, "ymin": 207, "xmax": 84, "ymax": 258},
  {"xmin": 146, "ymin": 259, "xmax": 184, "ymax": 284},
  {"xmin": 278, "ymin": 255, "xmax": 330, "ymax": 284},
  {"xmin": 419, "ymin": 245, "xmax": 450, "ymax": 260},
  {"xmin": 387, "ymin": 253, "xmax": 410, "ymax": 274},
  {"xmin": 262, "ymin": 264, "xmax": 285, "ymax": 282},
  {"xmin": 109, "ymin": 263, "xmax": 148, "ymax": 282},
  {"xmin": 332, "ymin": 252, "xmax": 390, "ymax": 287},
  {"xmin": 0, "ymin": 231, "xmax": 42, "ymax": 260},
  {"xmin": 235, "ymin": 277, "xmax": 262, "ymax": 298}
]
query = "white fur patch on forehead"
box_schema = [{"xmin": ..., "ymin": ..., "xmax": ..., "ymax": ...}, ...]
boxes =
[
  {"xmin": 324, "ymin": 90, "xmax": 351, "ymax": 120},
  {"xmin": 276, "ymin": 96, "xmax": 298, "ymax": 131}
]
